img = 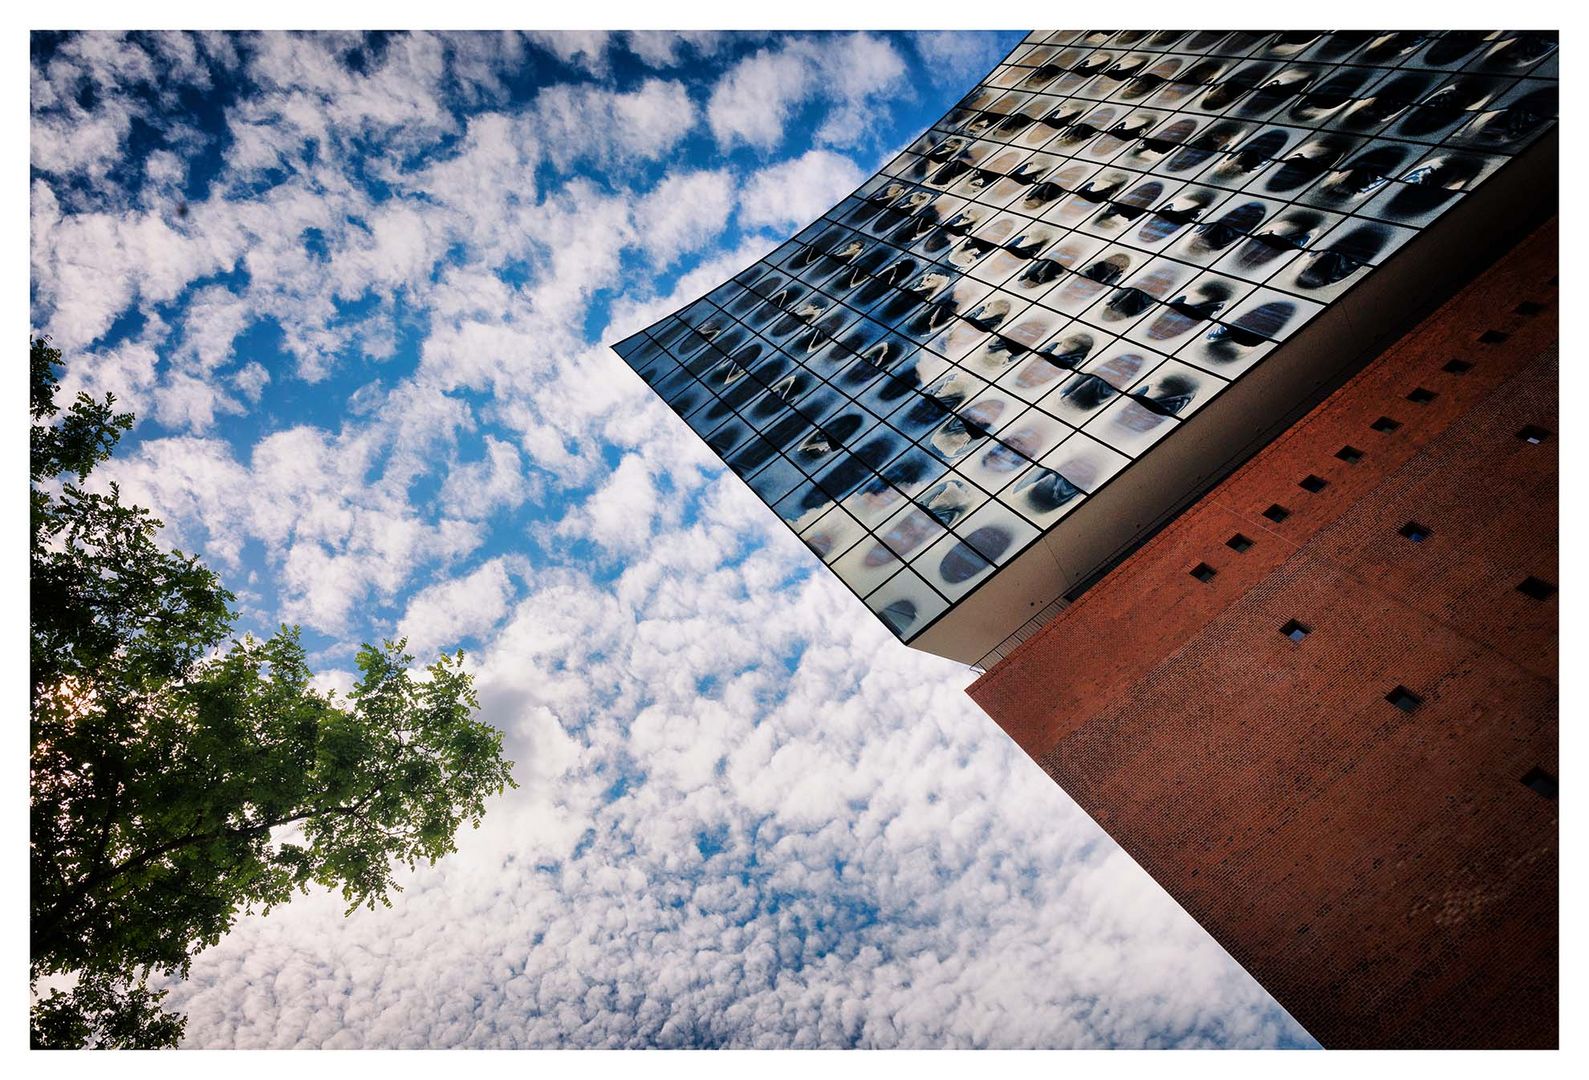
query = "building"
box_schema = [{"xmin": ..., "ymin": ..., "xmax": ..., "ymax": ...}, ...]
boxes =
[
  {"xmin": 613, "ymin": 31, "xmax": 1559, "ymax": 1048},
  {"xmin": 970, "ymin": 219, "xmax": 1558, "ymax": 1048}
]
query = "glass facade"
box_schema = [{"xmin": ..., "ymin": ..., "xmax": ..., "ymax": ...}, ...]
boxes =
[{"xmin": 613, "ymin": 30, "xmax": 1559, "ymax": 645}]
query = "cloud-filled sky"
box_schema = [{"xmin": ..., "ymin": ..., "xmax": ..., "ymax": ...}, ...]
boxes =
[{"xmin": 29, "ymin": 29, "xmax": 1315, "ymax": 1048}]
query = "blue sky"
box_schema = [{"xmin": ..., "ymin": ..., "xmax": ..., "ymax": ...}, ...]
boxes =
[{"xmin": 30, "ymin": 29, "xmax": 1315, "ymax": 1048}]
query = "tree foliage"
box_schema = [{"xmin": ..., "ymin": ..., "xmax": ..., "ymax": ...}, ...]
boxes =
[{"xmin": 29, "ymin": 338, "xmax": 517, "ymax": 1048}]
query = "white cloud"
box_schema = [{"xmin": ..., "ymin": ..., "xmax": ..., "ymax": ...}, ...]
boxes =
[
  {"xmin": 30, "ymin": 179, "xmax": 244, "ymax": 351},
  {"xmin": 625, "ymin": 30, "xmax": 733, "ymax": 69},
  {"xmin": 707, "ymin": 33, "xmax": 909, "ymax": 152},
  {"xmin": 634, "ymin": 168, "xmax": 735, "ymax": 266},
  {"xmin": 397, "ymin": 558, "xmax": 520, "ymax": 655},
  {"xmin": 34, "ymin": 30, "xmax": 1311, "ymax": 1050},
  {"xmin": 535, "ymin": 78, "xmax": 698, "ymax": 170},
  {"xmin": 155, "ymin": 514, "xmax": 1309, "ymax": 1048},
  {"xmin": 909, "ymin": 31, "xmax": 1012, "ymax": 88},
  {"xmin": 241, "ymin": 31, "xmax": 456, "ymax": 154},
  {"xmin": 439, "ymin": 436, "xmax": 535, "ymax": 520},
  {"xmin": 153, "ymin": 370, "xmax": 243, "ymax": 432},
  {"xmin": 330, "ymin": 199, "xmax": 452, "ymax": 299},
  {"xmin": 811, "ymin": 33, "xmax": 911, "ymax": 149},
  {"xmin": 566, "ymin": 451, "xmax": 661, "ymax": 555},
  {"xmin": 525, "ymin": 30, "xmax": 613, "ymax": 75},
  {"xmin": 101, "ymin": 409, "xmax": 486, "ymax": 634},
  {"xmin": 706, "ymin": 46, "xmax": 812, "ymax": 150},
  {"xmin": 232, "ymin": 361, "xmax": 271, "ymax": 403},
  {"xmin": 30, "ymin": 31, "xmax": 222, "ymax": 190},
  {"xmin": 739, "ymin": 149, "xmax": 866, "ymax": 234}
]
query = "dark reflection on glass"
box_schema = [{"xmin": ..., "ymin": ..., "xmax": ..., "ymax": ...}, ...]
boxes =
[
  {"xmin": 1422, "ymin": 30, "xmax": 1487, "ymax": 66},
  {"xmin": 1385, "ymin": 155, "xmax": 1484, "ymax": 219},
  {"xmin": 1310, "ymin": 30, "xmax": 1373, "ymax": 60},
  {"xmin": 963, "ymin": 525, "xmax": 1015, "ymax": 563},
  {"xmin": 1205, "ymin": 301, "xmax": 1296, "ymax": 360},
  {"xmin": 939, "ymin": 537, "xmax": 994, "ymax": 584},
  {"xmin": 1464, "ymin": 87, "xmax": 1555, "ymax": 148},
  {"xmin": 1146, "ymin": 283, "xmax": 1232, "ymax": 340},
  {"xmin": 1233, "ymin": 210, "xmax": 1325, "ymax": 271},
  {"xmin": 1341, "ymin": 72, "xmax": 1432, "ymax": 130},
  {"xmin": 1486, "ymin": 32, "xmax": 1557, "ymax": 69},
  {"xmin": 1321, "ymin": 146, "xmax": 1409, "ymax": 200},
  {"xmin": 1062, "ymin": 373, "xmax": 1118, "ymax": 411},
  {"xmin": 1200, "ymin": 62, "xmax": 1274, "ymax": 112},
  {"xmin": 878, "ymin": 599, "xmax": 917, "ymax": 636},
  {"xmin": 1186, "ymin": 201, "xmax": 1265, "ymax": 257},
  {"xmin": 613, "ymin": 29, "xmax": 1557, "ymax": 643},
  {"xmin": 1238, "ymin": 68, "xmax": 1315, "ymax": 116},
  {"xmin": 1013, "ymin": 467, "xmax": 1082, "ymax": 515},
  {"xmin": 1290, "ymin": 70, "xmax": 1368, "ymax": 123},
  {"xmin": 1296, "ymin": 224, "xmax": 1389, "ymax": 290},
  {"xmin": 1036, "ymin": 332, "xmax": 1094, "ymax": 372},
  {"xmin": 1266, "ymin": 136, "xmax": 1354, "ymax": 193},
  {"xmin": 1166, "ymin": 121, "xmax": 1246, "ymax": 173},
  {"xmin": 918, "ymin": 477, "xmax": 977, "ymax": 527},
  {"xmin": 1359, "ymin": 32, "xmax": 1430, "ymax": 65},
  {"xmin": 1131, "ymin": 373, "xmax": 1198, "ymax": 416}
]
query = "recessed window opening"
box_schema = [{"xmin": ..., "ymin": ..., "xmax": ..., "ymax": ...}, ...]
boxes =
[
  {"xmin": 1385, "ymin": 686, "xmax": 1422, "ymax": 713},
  {"xmin": 1371, "ymin": 416, "xmax": 1401, "ymax": 433},
  {"xmin": 1190, "ymin": 562, "xmax": 1217, "ymax": 583},
  {"xmin": 1442, "ymin": 358, "xmax": 1473, "ymax": 374},
  {"xmin": 1517, "ymin": 424, "xmax": 1551, "ymax": 444},
  {"xmin": 1398, "ymin": 521, "xmax": 1431, "ymax": 543},
  {"xmin": 1280, "ymin": 619, "xmax": 1310, "ymax": 642},
  {"xmin": 1478, "ymin": 329, "xmax": 1509, "ymax": 344},
  {"xmin": 1226, "ymin": 533, "xmax": 1254, "ymax": 553},
  {"xmin": 1299, "ymin": 474, "xmax": 1328, "ymax": 493},
  {"xmin": 1336, "ymin": 445, "xmax": 1363, "ymax": 464},
  {"xmin": 1514, "ymin": 300, "xmax": 1545, "ymax": 317},
  {"xmin": 1521, "ymin": 767, "xmax": 1557, "ymax": 800},
  {"xmin": 1406, "ymin": 387, "xmax": 1437, "ymax": 405},
  {"xmin": 1516, "ymin": 576, "xmax": 1556, "ymax": 601},
  {"xmin": 1263, "ymin": 504, "xmax": 1290, "ymax": 523}
]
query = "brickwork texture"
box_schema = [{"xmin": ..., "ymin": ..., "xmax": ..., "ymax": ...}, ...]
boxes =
[{"xmin": 969, "ymin": 221, "xmax": 1559, "ymax": 1049}]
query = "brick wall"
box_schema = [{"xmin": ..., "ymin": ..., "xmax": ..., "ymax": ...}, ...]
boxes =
[{"xmin": 969, "ymin": 221, "xmax": 1559, "ymax": 1049}]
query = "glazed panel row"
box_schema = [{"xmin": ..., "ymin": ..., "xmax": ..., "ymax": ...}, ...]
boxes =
[{"xmin": 614, "ymin": 30, "xmax": 1557, "ymax": 645}]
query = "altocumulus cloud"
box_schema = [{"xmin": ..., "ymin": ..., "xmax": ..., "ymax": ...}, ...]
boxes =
[{"xmin": 30, "ymin": 29, "xmax": 1315, "ymax": 1048}]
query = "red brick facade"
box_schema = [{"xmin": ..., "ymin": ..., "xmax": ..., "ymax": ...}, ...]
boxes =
[{"xmin": 969, "ymin": 221, "xmax": 1559, "ymax": 1049}]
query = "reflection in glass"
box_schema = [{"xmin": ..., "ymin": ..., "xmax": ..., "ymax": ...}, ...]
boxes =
[{"xmin": 613, "ymin": 29, "xmax": 1557, "ymax": 644}]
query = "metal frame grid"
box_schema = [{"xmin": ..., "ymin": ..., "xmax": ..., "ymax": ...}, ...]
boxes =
[{"xmin": 613, "ymin": 30, "xmax": 1558, "ymax": 645}]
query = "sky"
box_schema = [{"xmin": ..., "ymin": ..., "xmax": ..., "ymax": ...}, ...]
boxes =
[{"xmin": 29, "ymin": 29, "xmax": 1316, "ymax": 1049}]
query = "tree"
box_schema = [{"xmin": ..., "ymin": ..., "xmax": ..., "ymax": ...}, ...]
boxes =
[{"xmin": 29, "ymin": 338, "xmax": 517, "ymax": 1048}]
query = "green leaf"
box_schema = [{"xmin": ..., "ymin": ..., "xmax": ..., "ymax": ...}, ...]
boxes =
[{"xmin": 30, "ymin": 339, "xmax": 517, "ymax": 1047}]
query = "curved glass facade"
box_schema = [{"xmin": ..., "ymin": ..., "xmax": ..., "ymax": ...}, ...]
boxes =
[{"xmin": 614, "ymin": 30, "xmax": 1559, "ymax": 645}]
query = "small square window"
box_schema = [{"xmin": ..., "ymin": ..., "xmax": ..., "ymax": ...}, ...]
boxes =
[
  {"xmin": 1516, "ymin": 576, "xmax": 1556, "ymax": 601},
  {"xmin": 1406, "ymin": 387, "xmax": 1437, "ymax": 405},
  {"xmin": 1280, "ymin": 619, "xmax": 1310, "ymax": 642},
  {"xmin": 1385, "ymin": 685, "xmax": 1422, "ymax": 713},
  {"xmin": 1299, "ymin": 474, "xmax": 1328, "ymax": 493},
  {"xmin": 1442, "ymin": 358, "xmax": 1473, "ymax": 375},
  {"xmin": 1478, "ymin": 329, "xmax": 1509, "ymax": 345},
  {"xmin": 1521, "ymin": 766, "xmax": 1557, "ymax": 800},
  {"xmin": 1190, "ymin": 562, "xmax": 1217, "ymax": 583},
  {"xmin": 1398, "ymin": 521, "xmax": 1431, "ymax": 543},
  {"xmin": 1335, "ymin": 445, "xmax": 1363, "ymax": 464},
  {"xmin": 1514, "ymin": 300, "xmax": 1545, "ymax": 317},
  {"xmin": 1371, "ymin": 416, "xmax": 1401, "ymax": 433},
  {"xmin": 1516, "ymin": 424, "xmax": 1551, "ymax": 444},
  {"xmin": 1226, "ymin": 533, "xmax": 1254, "ymax": 553},
  {"xmin": 1262, "ymin": 504, "xmax": 1290, "ymax": 523}
]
